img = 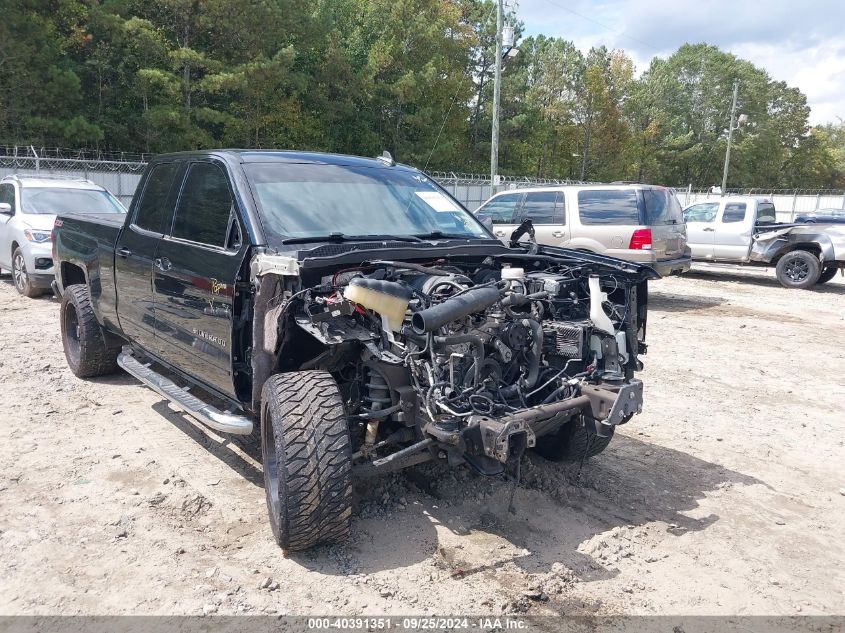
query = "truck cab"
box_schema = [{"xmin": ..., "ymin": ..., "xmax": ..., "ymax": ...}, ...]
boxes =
[{"xmin": 683, "ymin": 196, "xmax": 777, "ymax": 262}]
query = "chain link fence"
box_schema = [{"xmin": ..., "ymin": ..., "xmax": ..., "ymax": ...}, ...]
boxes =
[{"xmin": 2, "ymin": 148, "xmax": 843, "ymax": 218}]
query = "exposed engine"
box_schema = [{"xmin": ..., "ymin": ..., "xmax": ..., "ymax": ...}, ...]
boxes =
[{"xmin": 274, "ymin": 256, "xmax": 645, "ymax": 475}]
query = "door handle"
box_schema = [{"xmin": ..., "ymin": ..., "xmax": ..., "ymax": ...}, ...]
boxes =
[
  {"xmin": 495, "ymin": 230, "xmax": 506, "ymax": 237},
  {"xmin": 703, "ymin": 228, "xmax": 715, "ymax": 232},
  {"xmin": 552, "ymin": 231, "xmax": 564, "ymax": 238},
  {"xmin": 154, "ymin": 257, "xmax": 172, "ymax": 271},
  {"xmin": 117, "ymin": 247, "xmax": 132, "ymax": 258}
]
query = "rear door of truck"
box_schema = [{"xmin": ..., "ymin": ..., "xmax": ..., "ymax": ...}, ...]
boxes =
[
  {"xmin": 152, "ymin": 159, "xmax": 249, "ymax": 399},
  {"xmin": 115, "ymin": 161, "xmax": 182, "ymax": 349}
]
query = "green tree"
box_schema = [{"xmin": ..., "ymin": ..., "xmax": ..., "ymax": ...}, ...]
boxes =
[{"xmin": 0, "ymin": 0, "xmax": 101, "ymax": 146}]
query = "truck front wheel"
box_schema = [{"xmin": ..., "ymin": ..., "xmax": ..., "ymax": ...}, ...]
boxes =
[
  {"xmin": 775, "ymin": 251, "xmax": 821, "ymax": 289},
  {"xmin": 60, "ymin": 284, "xmax": 120, "ymax": 378},
  {"xmin": 261, "ymin": 370, "xmax": 352, "ymax": 552}
]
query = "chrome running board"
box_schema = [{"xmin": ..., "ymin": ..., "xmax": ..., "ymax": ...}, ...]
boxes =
[{"xmin": 117, "ymin": 352, "xmax": 253, "ymax": 435}]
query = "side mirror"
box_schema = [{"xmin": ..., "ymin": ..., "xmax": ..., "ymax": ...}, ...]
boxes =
[
  {"xmin": 0, "ymin": 203, "xmax": 12, "ymax": 215},
  {"xmin": 478, "ymin": 215, "xmax": 494, "ymax": 232}
]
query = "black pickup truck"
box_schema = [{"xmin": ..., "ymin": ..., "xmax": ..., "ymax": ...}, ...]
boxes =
[{"xmin": 53, "ymin": 150, "xmax": 656, "ymax": 551}]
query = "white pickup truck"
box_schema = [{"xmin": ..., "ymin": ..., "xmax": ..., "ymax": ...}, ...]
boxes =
[{"xmin": 683, "ymin": 196, "xmax": 845, "ymax": 289}]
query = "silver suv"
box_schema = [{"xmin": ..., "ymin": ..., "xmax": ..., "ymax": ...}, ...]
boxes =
[
  {"xmin": 476, "ymin": 184, "xmax": 691, "ymax": 276},
  {"xmin": 0, "ymin": 175, "xmax": 125, "ymax": 297}
]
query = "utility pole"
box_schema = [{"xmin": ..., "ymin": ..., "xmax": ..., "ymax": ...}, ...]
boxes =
[
  {"xmin": 490, "ymin": 0, "xmax": 503, "ymax": 195},
  {"xmin": 721, "ymin": 80, "xmax": 739, "ymax": 194}
]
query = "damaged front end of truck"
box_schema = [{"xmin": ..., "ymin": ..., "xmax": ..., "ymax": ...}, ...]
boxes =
[{"xmin": 248, "ymin": 240, "xmax": 655, "ymax": 482}]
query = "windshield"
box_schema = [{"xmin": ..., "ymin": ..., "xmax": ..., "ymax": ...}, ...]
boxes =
[
  {"xmin": 21, "ymin": 187, "xmax": 126, "ymax": 215},
  {"xmin": 245, "ymin": 163, "xmax": 490, "ymax": 242}
]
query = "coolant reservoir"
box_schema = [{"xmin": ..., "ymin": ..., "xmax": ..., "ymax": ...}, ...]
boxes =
[
  {"xmin": 343, "ymin": 278, "xmax": 413, "ymax": 332},
  {"xmin": 501, "ymin": 266, "xmax": 525, "ymax": 293},
  {"xmin": 588, "ymin": 276, "xmax": 615, "ymax": 335}
]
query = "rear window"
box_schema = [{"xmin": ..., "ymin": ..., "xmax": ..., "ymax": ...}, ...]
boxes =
[
  {"xmin": 577, "ymin": 189, "xmax": 641, "ymax": 225},
  {"xmin": 757, "ymin": 202, "xmax": 776, "ymax": 224},
  {"xmin": 643, "ymin": 188, "xmax": 683, "ymax": 225}
]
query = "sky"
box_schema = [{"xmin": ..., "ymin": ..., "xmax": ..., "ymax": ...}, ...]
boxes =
[{"xmin": 516, "ymin": 0, "xmax": 845, "ymax": 125}]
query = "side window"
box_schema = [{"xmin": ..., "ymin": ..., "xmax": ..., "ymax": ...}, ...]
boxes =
[
  {"xmin": 521, "ymin": 191, "xmax": 564, "ymax": 224},
  {"xmin": 0, "ymin": 184, "xmax": 15, "ymax": 212},
  {"xmin": 134, "ymin": 163, "xmax": 178, "ymax": 232},
  {"xmin": 756, "ymin": 203, "xmax": 777, "ymax": 224},
  {"xmin": 477, "ymin": 193, "xmax": 522, "ymax": 224},
  {"xmin": 172, "ymin": 162, "xmax": 234, "ymax": 248},
  {"xmin": 684, "ymin": 203, "xmax": 717, "ymax": 223},
  {"xmin": 226, "ymin": 215, "xmax": 242, "ymax": 250},
  {"xmin": 722, "ymin": 203, "xmax": 747, "ymax": 223},
  {"xmin": 577, "ymin": 189, "xmax": 641, "ymax": 225}
]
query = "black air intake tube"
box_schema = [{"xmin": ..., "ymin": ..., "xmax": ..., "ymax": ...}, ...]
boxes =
[{"xmin": 411, "ymin": 286, "xmax": 502, "ymax": 333}]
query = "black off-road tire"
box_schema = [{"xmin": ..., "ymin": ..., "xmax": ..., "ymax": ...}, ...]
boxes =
[
  {"xmin": 261, "ymin": 371, "xmax": 352, "ymax": 552},
  {"xmin": 817, "ymin": 267, "xmax": 839, "ymax": 285},
  {"xmin": 12, "ymin": 247, "xmax": 42, "ymax": 298},
  {"xmin": 775, "ymin": 250, "xmax": 821, "ymax": 289},
  {"xmin": 533, "ymin": 415, "xmax": 614, "ymax": 462},
  {"xmin": 60, "ymin": 284, "xmax": 120, "ymax": 378}
]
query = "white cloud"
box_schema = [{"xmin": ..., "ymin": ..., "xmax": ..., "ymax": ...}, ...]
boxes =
[{"xmin": 516, "ymin": 0, "xmax": 845, "ymax": 124}]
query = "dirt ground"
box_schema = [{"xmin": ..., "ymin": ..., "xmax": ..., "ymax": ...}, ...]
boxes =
[{"xmin": 0, "ymin": 266, "xmax": 843, "ymax": 617}]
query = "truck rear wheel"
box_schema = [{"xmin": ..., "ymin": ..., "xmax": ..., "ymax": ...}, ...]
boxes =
[
  {"xmin": 817, "ymin": 267, "xmax": 839, "ymax": 285},
  {"xmin": 775, "ymin": 250, "xmax": 821, "ymax": 289},
  {"xmin": 261, "ymin": 370, "xmax": 352, "ymax": 552},
  {"xmin": 533, "ymin": 415, "xmax": 614, "ymax": 462},
  {"xmin": 60, "ymin": 284, "xmax": 120, "ymax": 378}
]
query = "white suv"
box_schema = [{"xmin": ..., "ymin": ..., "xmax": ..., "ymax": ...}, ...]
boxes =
[{"xmin": 0, "ymin": 175, "xmax": 125, "ymax": 297}]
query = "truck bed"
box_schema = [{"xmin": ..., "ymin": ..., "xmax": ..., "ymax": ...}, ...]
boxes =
[
  {"xmin": 60, "ymin": 212, "xmax": 127, "ymax": 228},
  {"xmin": 54, "ymin": 213, "xmax": 125, "ymax": 332}
]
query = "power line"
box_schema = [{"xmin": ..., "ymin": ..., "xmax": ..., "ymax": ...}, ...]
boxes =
[{"xmin": 536, "ymin": 0, "xmax": 665, "ymax": 56}]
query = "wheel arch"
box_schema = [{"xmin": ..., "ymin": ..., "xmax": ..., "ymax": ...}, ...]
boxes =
[
  {"xmin": 59, "ymin": 261, "xmax": 87, "ymax": 290},
  {"xmin": 771, "ymin": 243, "xmax": 822, "ymax": 265}
]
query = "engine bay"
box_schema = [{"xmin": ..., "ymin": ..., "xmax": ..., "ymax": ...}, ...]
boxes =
[{"xmin": 264, "ymin": 253, "xmax": 648, "ymax": 475}]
